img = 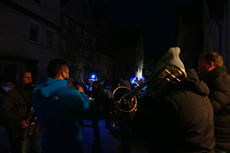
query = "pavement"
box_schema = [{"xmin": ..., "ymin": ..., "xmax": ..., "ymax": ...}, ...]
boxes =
[
  {"xmin": 82, "ymin": 120, "xmax": 149, "ymax": 153},
  {"xmin": 0, "ymin": 120, "xmax": 148, "ymax": 153}
]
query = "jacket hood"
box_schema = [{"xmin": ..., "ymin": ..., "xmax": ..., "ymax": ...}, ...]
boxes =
[
  {"xmin": 33, "ymin": 76, "xmax": 68, "ymax": 98},
  {"xmin": 182, "ymin": 69, "xmax": 210, "ymax": 96}
]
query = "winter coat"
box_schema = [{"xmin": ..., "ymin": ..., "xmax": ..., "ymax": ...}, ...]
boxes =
[
  {"xmin": 202, "ymin": 66, "xmax": 230, "ymax": 151},
  {"xmin": 149, "ymin": 69, "xmax": 215, "ymax": 153},
  {"xmin": 32, "ymin": 76, "xmax": 90, "ymax": 153},
  {"xmin": 1, "ymin": 84, "xmax": 35, "ymax": 139}
]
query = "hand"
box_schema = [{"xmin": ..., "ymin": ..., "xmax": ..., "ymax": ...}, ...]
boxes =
[
  {"xmin": 129, "ymin": 108, "xmax": 137, "ymax": 116},
  {"xmin": 21, "ymin": 120, "xmax": 29, "ymax": 128},
  {"xmin": 77, "ymin": 85, "xmax": 84, "ymax": 93}
]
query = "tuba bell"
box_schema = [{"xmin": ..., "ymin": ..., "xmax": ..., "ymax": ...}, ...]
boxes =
[{"xmin": 111, "ymin": 64, "xmax": 187, "ymax": 127}]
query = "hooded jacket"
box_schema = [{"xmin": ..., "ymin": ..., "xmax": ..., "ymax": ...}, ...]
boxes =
[
  {"xmin": 149, "ymin": 69, "xmax": 215, "ymax": 153},
  {"xmin": 32, "ymin": 76, "xmax": 90, "ymax": 153}
]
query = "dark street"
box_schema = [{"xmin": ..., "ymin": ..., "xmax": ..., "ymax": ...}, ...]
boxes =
[
  {"xmin": 0, "ymin": 0, "xmax": 230, "ymax": 153},
  {"xmin": 82, "ymin": 120, "xmax": 148, "ymax": 153}
]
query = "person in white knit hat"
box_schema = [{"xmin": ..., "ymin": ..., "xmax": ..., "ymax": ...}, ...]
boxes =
[{"xmin": 146, "ymin": 47, "xmax": 215, "ymax": 153}]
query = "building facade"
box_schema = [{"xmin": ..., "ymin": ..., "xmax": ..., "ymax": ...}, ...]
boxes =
[
  {"xmin": 176, "ymin": 1, "xmax": 203, "ymax": 68},
  {"xmin": 61, "ymin": 0, "xmax": 113, "ymax": 82},
  {"xmin": 0, "ymin": 0, "xmax": 61, "ymax": 82},
  {"xmin": 177, "ymin": 0, "xmax": 230, "ymax": 71},
  {"xmin": 203, "ymin": 0, "xmax": 230, "ymax": 71},
  {"xmin": 111, "ymin": 28, "xmax": 144, "ymax": 82}
]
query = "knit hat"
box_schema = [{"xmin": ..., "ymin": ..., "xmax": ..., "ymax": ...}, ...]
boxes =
[{"xmin": 154, "ymin": 47, "xmax": 185, "ymax": 72}]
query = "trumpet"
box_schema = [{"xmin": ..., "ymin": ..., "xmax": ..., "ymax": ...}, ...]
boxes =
[{"xmin": 68, "ymin": 78, "xmax": 94, "ymax": 101}]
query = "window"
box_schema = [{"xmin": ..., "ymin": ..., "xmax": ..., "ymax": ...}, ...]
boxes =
[
  {"xmin": 63, "ymin": 16, "xmax": 69, "ymax": 32},
  {"xmin": 97, "ymin": 54, "xmax": 101, "ymax": 64},
  {"xmin": 69, "ymin": 21, "xmax": 75, "ymax": 33},
  {"xmin": 76, "ymin": 24, "xmax": 82, "ymax": 34},
  {"xmin": 46, "ymin": 29, "xmax": 54, "ymax": 48},
  {"xmin": 29, "ymin": 22, "xmax": 40, "ymax": 43}
]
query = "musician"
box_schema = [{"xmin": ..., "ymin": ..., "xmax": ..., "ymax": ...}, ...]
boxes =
[
  {"xmin": 197, "ymin": 51, "xmax": 230, "ymax": 153},
  {"xmin": 0, "ymin": 80, "xmax": 11, "ymax": 153},
  {"xmin": 2, "ymin": 71, "xmax": 41, "ymax": 153},
  {"xmin": 90, "ymin": 81, "xmax": 106, "ymax": 152},
  {"xmin": 32, "ymin": 59, "xmax": 90, "ymax": 153},
  {"xmin": 147, "ymin": 47, "xmax": 215, "ymax": 153},
  {"xmin": 104, "ymin": 82, "xmax": 113, "ymax": 129},
  {"xmin": 114, "ymin": 79, "xmax": 133, "ymax": 153}
]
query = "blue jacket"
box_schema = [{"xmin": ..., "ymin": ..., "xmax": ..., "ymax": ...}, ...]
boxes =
[{"xmin": 32, "ymin": 76, "xmax": 90, "ymax": 153}]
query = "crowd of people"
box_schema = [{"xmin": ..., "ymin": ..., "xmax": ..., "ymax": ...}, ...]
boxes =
[{"xmin": 0, "ymin": 48, "xmax": 230, "ymax": 153}]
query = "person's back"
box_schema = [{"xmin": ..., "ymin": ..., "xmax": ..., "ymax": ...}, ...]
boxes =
[
  {"xmin": 198, "ymin": 51, "xmax": 230, "ymax": 152},
  {"xmin": 32, "ymin": 59, "xmax": 90, "ymax": 153},
  {"xmin": 205, "ymin": 66, "xmax": 230, "ymax": 151},
  {"xmin": 149, "ymin": 69, "xmax": 215, "ymax": 153}
]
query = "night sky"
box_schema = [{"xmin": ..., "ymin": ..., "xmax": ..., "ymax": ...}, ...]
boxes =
[{"xmin": 92, "ymin": 0, "xmax": 197, "ymax": 59}]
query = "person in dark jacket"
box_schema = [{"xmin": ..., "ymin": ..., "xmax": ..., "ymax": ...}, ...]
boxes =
[
  {"xmin": 149, "ymin": 69, "xmax": 215, "ymax": 153},
  {"xmin": 32, "ymin": 59, "xmax": 90, "ymax": 153},
  {"xmin": 148, "ymin": 47, "xmax": 215, "ymax": 153},
  {"xmin": 0, "ymin": 80, "xmax": 11, "ymax": 153},
  {"xmin": 198, "ymin": 51, "xmax": 230, "ymax": 153},
  {"xmin": 90, "ymin": 81, "xmax": 106, "ymax": 152},
  {"xmin": 2, "ymin": 71, "xmax": 41, "ymax": 153}
]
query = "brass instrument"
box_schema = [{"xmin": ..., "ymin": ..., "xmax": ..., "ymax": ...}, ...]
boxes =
[
  {"xmin": 111, "ymin": 65, "xmax": 187, "ymax": 127},
  {"xmin": 68, "ymin": 78, "xmax": 94, "ymax": 102},
  {"xmin": 23, "ymin": 107, "xmax": 37, "ymax": 139},
  {"xmin": 15, "ymin": 84, "xmax": 37, "ymax": 139}
]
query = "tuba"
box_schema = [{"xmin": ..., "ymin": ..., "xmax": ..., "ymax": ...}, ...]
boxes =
[{"xmin": 111, "ymin": 64, "xmax": 187, "ymax": 127}]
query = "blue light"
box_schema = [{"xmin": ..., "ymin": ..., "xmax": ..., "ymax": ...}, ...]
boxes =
[
  {"xmin": 91, "ymin": 74, "xmax": 96, "ymax": 79},
  {"xmin": 130, "ymin": 76, "xmax": 137, "ymax": 84},
  {"xmin": 142, "ymin": 76, "xmax": 145, "ymax": 82}
]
